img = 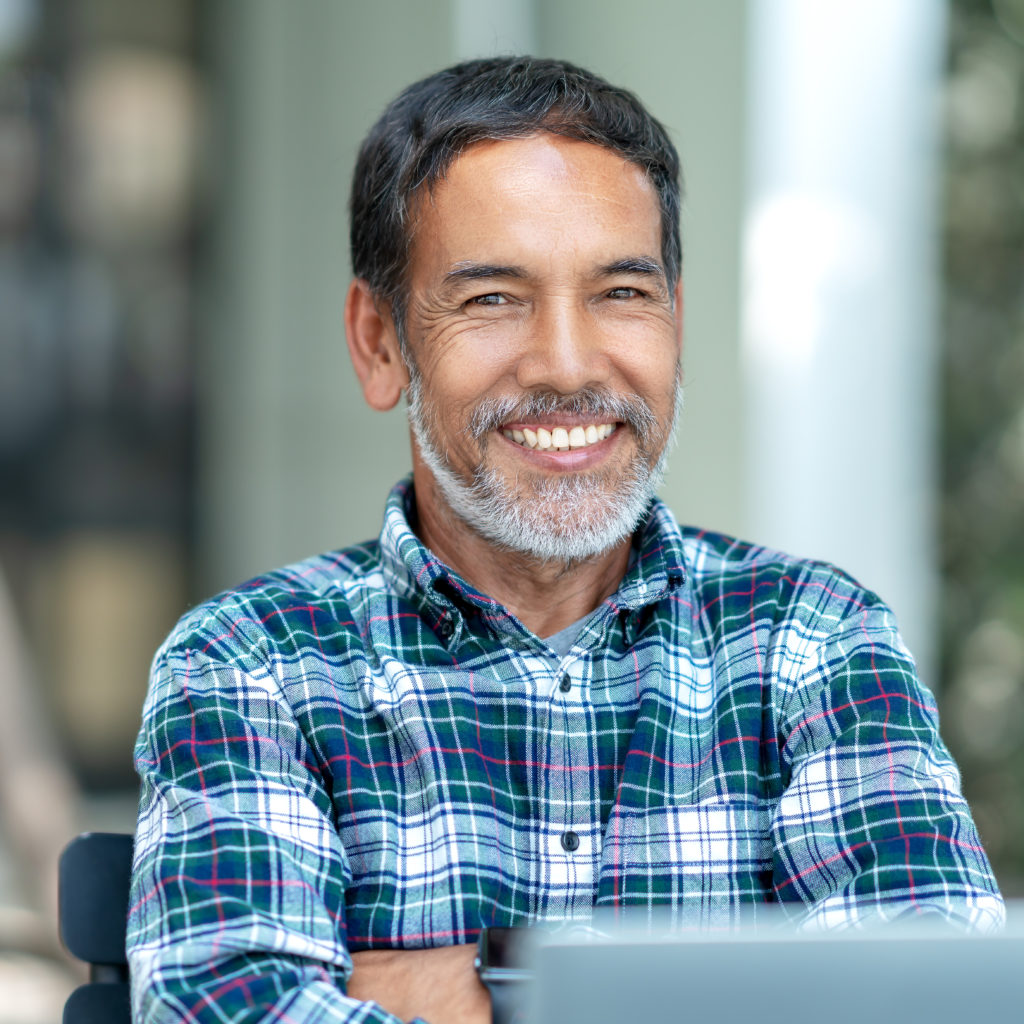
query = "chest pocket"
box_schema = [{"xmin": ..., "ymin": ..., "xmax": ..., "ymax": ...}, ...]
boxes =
[{"xmin": 595, "ymin": 800, "xmax": 773, "ymax": 925}]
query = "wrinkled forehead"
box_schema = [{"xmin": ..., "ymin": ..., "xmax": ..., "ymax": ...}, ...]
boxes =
[
  {"xmin": 405, "ymin": 133, "xmax": 663, "ymax": 261},
  {"xmin": 416, "ymin": 131, "xmax": 653, "ymax": 198}
]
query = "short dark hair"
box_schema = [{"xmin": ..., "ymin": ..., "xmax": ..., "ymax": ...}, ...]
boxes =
[{"xmin": 349, "ymin": 56, "xmax": 683, "ymax": 337}]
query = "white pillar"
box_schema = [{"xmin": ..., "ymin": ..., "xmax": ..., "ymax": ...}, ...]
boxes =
[{"xmin": 742, "ymin": 0, "xmax": 948, "ymax": 681}]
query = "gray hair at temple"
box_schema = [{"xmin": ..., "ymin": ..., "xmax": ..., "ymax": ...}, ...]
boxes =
[{"xmin": 348, "ymin": 55, "xmax": 683, "ymax": 351}]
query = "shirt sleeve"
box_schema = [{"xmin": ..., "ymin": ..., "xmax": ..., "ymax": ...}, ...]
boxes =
[
  {"xmin": 770, "ymin": 596, "xmax": 1004, "ymax": 930},
  {"xmin": 127, "ymin": 609, "xmax": 423, "ymax": 1024}
]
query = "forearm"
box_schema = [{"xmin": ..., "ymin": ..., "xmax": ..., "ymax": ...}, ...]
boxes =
[{"xmin": 348, "ymin": 944, "xmax": 491, "ymax": 1024}]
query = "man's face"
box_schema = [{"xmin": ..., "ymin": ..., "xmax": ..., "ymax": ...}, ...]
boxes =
[{"xmin": 402, "ymin": 133, "xmax": 683, "ymax": 564}]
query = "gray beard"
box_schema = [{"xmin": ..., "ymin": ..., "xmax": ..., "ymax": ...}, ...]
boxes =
[{"xmin": 407, "ymin": 375, "xmax": 681, "ymax": 565}]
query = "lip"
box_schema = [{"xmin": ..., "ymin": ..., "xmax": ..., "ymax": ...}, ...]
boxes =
[{"xmin": 497, "ymin": 425, "xmax": 621, "ymax": 470}]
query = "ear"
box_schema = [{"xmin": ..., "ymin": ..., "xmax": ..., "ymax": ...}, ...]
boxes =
[{"xmin": 344, "ymin": 279, "xmax": 410, "ymax": 411}]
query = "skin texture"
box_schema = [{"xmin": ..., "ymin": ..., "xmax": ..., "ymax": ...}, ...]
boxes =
[
  {"xmin": 343, "ymin": 133, "xmax": 683, "ymax": 1020},
  {"xmin": 348, "ymin": 945, "xmax": 490, "ymax": 1024}
]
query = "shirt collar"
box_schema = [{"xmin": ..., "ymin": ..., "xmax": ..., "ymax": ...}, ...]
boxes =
[
  {"xmin": 378, "ymin": 475, "xmax": 688, "ymax": 637},
  {"xmin": 607, "ymin": 498, "xmax": 689, "ymax": 612}
]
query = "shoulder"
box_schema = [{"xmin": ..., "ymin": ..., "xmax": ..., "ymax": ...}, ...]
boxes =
[
  {"xmin": 677, "ymin": 523, "xmax": 890, "ymax": 638},
  {"xmin": 663, "ymin": 517, "xmax": 916, "ymax": 697},
  {"xmin": 673, "ymin": 523, "xmax": 927, "ymax": 732},
  {"xmin": 153, "ymin": 539, "xmax": 386, "ymax": 678}
]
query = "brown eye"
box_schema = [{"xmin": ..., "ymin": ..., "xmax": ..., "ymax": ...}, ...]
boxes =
[{"xmin": 470, "ymin": 293, "xmax": 508, "ymax": 306}]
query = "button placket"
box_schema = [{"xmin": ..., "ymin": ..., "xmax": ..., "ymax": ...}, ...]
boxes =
[{"xmin": 538, "ymin": 648, "xmax": 599, "ymax": 915}]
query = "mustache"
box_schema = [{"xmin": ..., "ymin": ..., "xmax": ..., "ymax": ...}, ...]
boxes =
[{"xmin": 467, "ymin": 387, "xmax": 658, "ymax": 446}]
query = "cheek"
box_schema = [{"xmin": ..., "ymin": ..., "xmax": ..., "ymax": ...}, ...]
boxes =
[
  {"xmin": 414, "ymin": 370, "xmax": 492, "ymax": 450},
  {"xmin": 606, "ymin": 331, "xmax": 680, "ymax": 396},
  {"xmin": 415, "ymin": 330, "xmax": 521, "ymax": 412}
]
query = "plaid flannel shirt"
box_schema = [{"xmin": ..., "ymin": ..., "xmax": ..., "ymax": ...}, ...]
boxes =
[{"xmin": 128, "ymin": 477, "xmax": 1002, "ymax": 1023}]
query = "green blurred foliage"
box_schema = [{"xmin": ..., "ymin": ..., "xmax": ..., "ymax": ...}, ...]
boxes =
[{"xmin": 940, "ymin": 0, "xmax": 1024, "ymax": 894}]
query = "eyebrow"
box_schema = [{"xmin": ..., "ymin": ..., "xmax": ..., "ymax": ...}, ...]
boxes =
[
  {"xmin": 598, "ymin": 256, "xmax": 666, "ymax": 280},
  {"xmin": 443, "ymin": 263, "xmax": 528, "ymax": 287}
]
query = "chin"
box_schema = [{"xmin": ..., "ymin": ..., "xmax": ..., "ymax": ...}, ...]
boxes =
[{"xmin": 436, "ymin": 463, "xmax": 658, "ymax": 565}]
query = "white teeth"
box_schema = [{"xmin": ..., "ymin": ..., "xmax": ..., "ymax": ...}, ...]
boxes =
[{"xmin": 504, "ymin": 422, "xmax": 616, "ymax": 452}]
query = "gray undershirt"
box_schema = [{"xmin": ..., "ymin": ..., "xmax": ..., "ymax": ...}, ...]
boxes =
[{"xmin": 542, "ymin": 610, "xmax": 599, "ymax": 658}]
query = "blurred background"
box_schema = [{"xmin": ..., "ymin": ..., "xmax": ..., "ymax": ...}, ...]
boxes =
[{"xmin": 0, "ymin": 0, "xmax": 1021, "ymax": 1018}]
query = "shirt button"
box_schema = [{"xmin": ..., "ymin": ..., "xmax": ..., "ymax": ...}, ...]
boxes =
[
  {"xmin": 561, "ymin": 830, "xmax": 580, "ymax": 852},
  {"xmin": 559, "ymin": 676, "xmax": 571, "ymax": 693}
]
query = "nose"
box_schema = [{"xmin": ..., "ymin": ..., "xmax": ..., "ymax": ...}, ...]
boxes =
[{"xmin": 515, "ymin": 299, "xmax": 612, "ymax": 394}]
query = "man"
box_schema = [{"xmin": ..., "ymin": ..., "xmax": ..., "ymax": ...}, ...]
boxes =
[{"xmin": 128, "ymin": 57, "xmax": 1002, "ymax": 1024}]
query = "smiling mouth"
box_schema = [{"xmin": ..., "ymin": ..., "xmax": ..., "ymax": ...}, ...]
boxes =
[{"xmin": 501, "ymin": 422, "xmax": 618, "ymax": 452}]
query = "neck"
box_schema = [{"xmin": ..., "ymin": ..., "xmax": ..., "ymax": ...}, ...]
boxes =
[{"xmin": 411, "ymin": 468, "xmax": 633, "ymax": 638}]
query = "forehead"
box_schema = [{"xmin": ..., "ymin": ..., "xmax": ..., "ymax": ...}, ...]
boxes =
[{"xmin": 407, "ymin": 134, "xmax": 662, "ymax": 271}]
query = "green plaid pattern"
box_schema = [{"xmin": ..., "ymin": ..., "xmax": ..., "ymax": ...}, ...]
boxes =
[{"xmin": 128, "ymin": 477, "xmax": 1002, "ymax": 1022}]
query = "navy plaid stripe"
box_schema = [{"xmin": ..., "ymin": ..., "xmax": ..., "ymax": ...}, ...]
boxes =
[{"xmin": 128, "ymin": 477, "xmax": 1002, "ymax": 1022}]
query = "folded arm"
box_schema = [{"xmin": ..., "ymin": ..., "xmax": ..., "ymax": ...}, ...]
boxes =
[{"xmin": 128, "ymin": 612, "xmax": 485, "ymax": 1023}]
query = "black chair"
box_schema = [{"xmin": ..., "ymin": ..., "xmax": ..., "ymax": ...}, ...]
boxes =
[{"xmin": 58, "ymin": 832, "xmax": 134, "ymax": 1024}]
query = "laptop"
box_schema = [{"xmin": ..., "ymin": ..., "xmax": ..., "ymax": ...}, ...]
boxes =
[{"xmin": 517, "ymin": 907, "xmax": 1024, "ymax": 1024}]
